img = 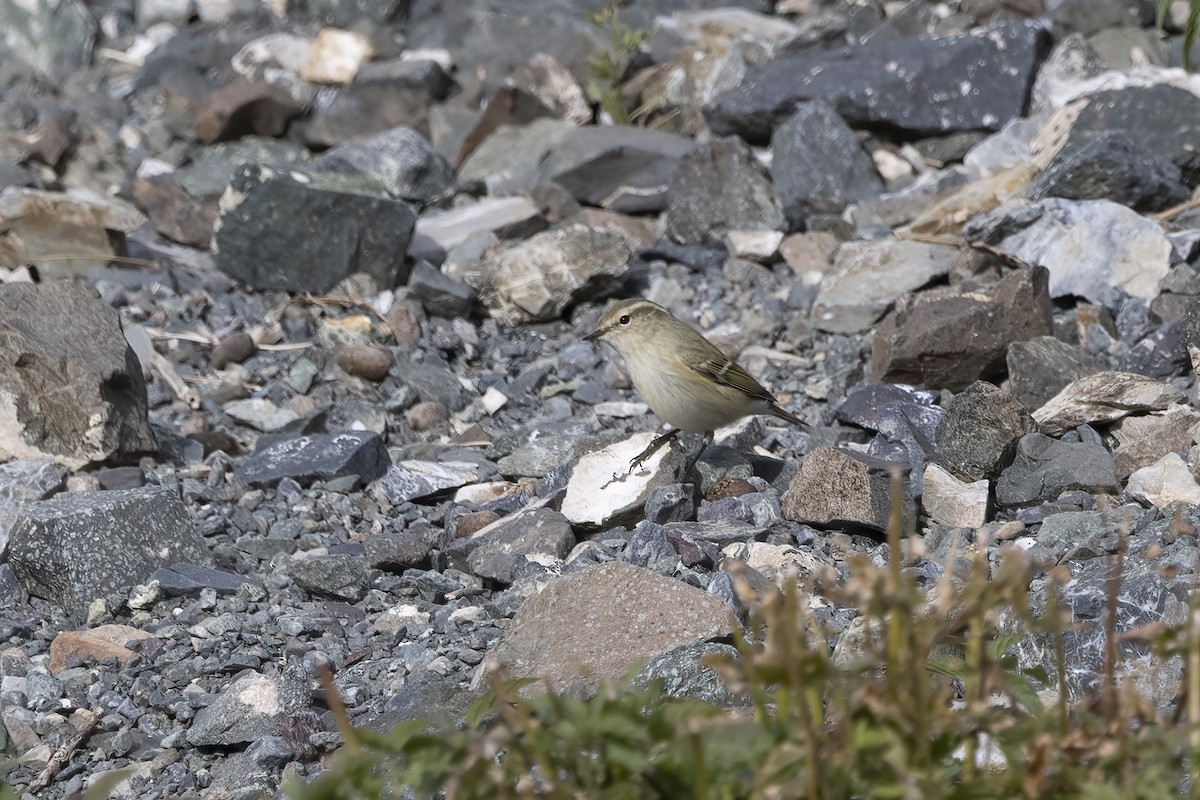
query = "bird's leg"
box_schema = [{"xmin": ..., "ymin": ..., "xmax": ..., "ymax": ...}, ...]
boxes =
[
  {"xmin": 630, "ymin": 427, "xmax": 681, "ymax": 471},
  {"xmin": 684, "ymin": 430, "xmax": 714, "ymax": 474}
]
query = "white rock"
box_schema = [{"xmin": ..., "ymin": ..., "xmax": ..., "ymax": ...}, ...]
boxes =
[
  {"xmin": 413, "ymin": 197, "xmax": 542, "ymax": 254},
  {"xmin": 374, "ymin": 461, "xmax": 479, "ymax": 504},
  {"xmin": 721, "ymin": 541, "xmax": 831, "ymax": 588},
  {"xmin": 724, "ymin": 229, "xmax": 783, "ymax": 262},
  {"xmin": 561, "ymin": 432, "xmax": 679, "ymax": 528},
  {"xmin": 301, "ymin": 28, "xmax": 373, "ymax": 85},
  {"xmin": 222, "ymin": 398, "xmax": 300, "ymax": 432},
  {"xmin": 448, "ymin": 605, "xmax": 486, "ymax": 624},
  {"xmin": 593, "ymin": 401, "xmax": 649, "ymax": 418},
  {"xmin": 481, "ymin": 385, "xmax": 508, "ymax": 415},
  {"xmin": 1033, "ymin": 371, "xmax": 1185, "ymax": 436},
  {"xmin": 922, "ymin": 463, "xmax": 990, "ymax": 529},
  {"xmin": 1127, "ymin": 453, "xmax": 1200, "ymax": 507},
  {"xmin": 453, "ymin": 481, "xmax": 523, "ymax": 504}
]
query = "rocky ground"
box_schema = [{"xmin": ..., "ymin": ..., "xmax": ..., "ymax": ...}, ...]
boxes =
[{"xmin": 1, "ymin": 0, "xmax": 1200, "ymax": 797}]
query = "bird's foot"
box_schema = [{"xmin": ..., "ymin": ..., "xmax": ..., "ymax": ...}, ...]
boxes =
[{"xmin": 629, "ymin": 429, "xmax": 680, "ymax": 472}]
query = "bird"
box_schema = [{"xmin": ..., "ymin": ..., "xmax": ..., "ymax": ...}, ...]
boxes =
[{"xmin": 582, "ymin": 298, "xmax": 805, "ymax": 472}]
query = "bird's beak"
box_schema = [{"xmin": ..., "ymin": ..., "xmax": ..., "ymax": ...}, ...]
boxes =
[{"xmin": 582, "ymin": 328, "xmax": 604, "ymax": 342}]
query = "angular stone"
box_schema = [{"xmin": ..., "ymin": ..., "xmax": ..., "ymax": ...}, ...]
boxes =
[
  {"xmin": 770, "ymin": 101, "xmax": 884, "ymax": 228},
  {"xmin": 223, "ymin": 398, "xmax": 299, "ymax": 433},
  {"xmin": 194, "ymin": 80, "xmax": 306, "ymax": 143},
  {"xmin": 1005, "ymin": 336, "xmax": 1103, "ymax": 413},
  {"xmin": 995, "ymin": 432, "xmax": 1120, "ymax": 508},
  {"xmin": 0, "ymin": 0, "xmax": 94, "ymax": 80},
  {"xmin": 561, "ymin": 432, "xmax": 682, "ymax": 530},
  {"xmin": 1029, "ymin": 33, "xmax": 1106, "ymax": 114},
  {"xmin": 48, "ymin": 625, "xmax": 154, "ymax": 674},
  {"xmin": 664, "ymin": 137, "xmax": 784, "ymax": 246},
  {"xmin": 872, "ymin": 267, "xmax": 1053, "ymax": 391},
  {"xmin": 407, "ymin": 261, "xmax": 475, "ymax": 319},
  {"xmin": 398, "ymin": 362, "xmax": 473, "ymax": 411},
  {"xmin": 0, "ymin": 283, "xmax": 156, "ymax": 469},
  {"xmin": 781, "ymin": 447, "xmax": 903, "ymax": 533},
  {"xmin": 932, "ymin": 381, "xmax": 1036, "ymax": 482},
  {"xmin": 174, "ymin": 138, "xmax": 309, "ymax": 201},
  {"xmin": 8, "ymin": 486, "xmax": 212, "ymax": 615},
  {"xmin": 187, "ymin": 672, "xmax": 307, "ymax": 746},
  {"xmin": 148, "ymin": 563, "xmax": 262, "ymax": 597},
  {"xmin": 1033, "ymin": 372, "xmax": 1185, "ymax": 436},
  {"xmin": 133, "ymin": 174, "xmax": 218, "ymax": 249},
  {"xmin": 1110, "ymin": 406, "xmax": 1200, "ymax": 480},
  {"xmin": 0, "ymin": 458, "xmax": 64, "ymax": 556},
  {"xmin": 374, "ymin": 460, "xmax": 479, "ymax": 504},
  {"xmin": 811, "ymin": 239, "xmax": 958, "ymax": 334},
  {"xmin": 645, "ymin": 483, "xmax": 696, "ymax": 524},
  {"xmin": 705, "ymin": 21, "xmax": 1049, "ymax": 142},
  {"xmin": 410, "ymin": 196, "xmax": 545, "ymax": 260},
  {"xmin": 1028, "ymin": 132, "xmax": 1189, "ymax": 214},
  {"xmin": 312, "ymin": 126, "xmax": 453, "ymax": 204},
  {"xmin": 721, "ymin": 540, "xmax": 834, "ymax": 589},
  {"xmin": 634, "ymin": 642, "xmax": 745, "ymax": 706},
  {"xmin": 473, "ymin": 223, "xmax": 631, "ymax": 324},
  {"xmin": 0, "ymin": 188, "xmax": 146, "ymax": 279},
  {"xmin": 479, "ymin": 561, "xmax": 735, "ymax": 696},
  {"xmin": 921, "ymin": 463, "xmax": 989, "ymax": 529},
  {"xmin": 214, "ymin": 164, "xmax": 416, "ymax": 293},
  {"xmin": 291, "ymin": 79, "xmax": 442, "ymax": 149},
  {"xmin": 458, "ymin": 117, "xmax": 574, "ymax": 197},
  {"xmin": 236, "ymin": 431, "xmax": 390, "ymax": 489},
  {"xmin": 1127, "ymin": 453, "xmax": 1200, "ymax": 507},
  {"xmin": 541, "ymin": 125, "xmax": 697, "ymax": 214},
  {"xmin": 458, "ymin": 507, "xmax": 575, "ymax": 584},
  {"xmin": 834, "ymin": 383, "xmax": 943, "ymax": 480},
  {"xmin": 288, "ymin": 554, "xmax": 368, "ymax": 601},
  {"xmin": 964, "ymin": 198, "xmax": 1173, "ymax": 308}
]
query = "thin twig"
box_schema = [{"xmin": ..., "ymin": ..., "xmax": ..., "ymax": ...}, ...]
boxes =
[
  {"xmin": 149, "ymin": 351, "xmax": 201, "ymax": 409},
  {"xmin": 28, "ymin": 709, "xmax": 99, "ymax": 793},
  {"xmin": 1152, "ymin": 195, "xmax": 1200, "ymax": 223}
]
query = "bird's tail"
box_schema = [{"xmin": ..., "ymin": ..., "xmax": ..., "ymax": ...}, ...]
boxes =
[{"xmin": 769, "ymin": 403, "xmax": 807, "ymax": 428}]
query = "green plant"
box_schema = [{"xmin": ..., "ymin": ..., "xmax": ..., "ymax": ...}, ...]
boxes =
[
  {"xmin": 1158, "ymin": 0, "xmax": 1200, "ymax": 69},
  {"xmin": 585, "ymin": 0, "xmax": 654, "ymax": 124}
]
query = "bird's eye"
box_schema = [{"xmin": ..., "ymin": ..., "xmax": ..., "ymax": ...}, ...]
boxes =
[{"xmin": 619, "ymin": 314, "xmax": 631, "ymax": 325}]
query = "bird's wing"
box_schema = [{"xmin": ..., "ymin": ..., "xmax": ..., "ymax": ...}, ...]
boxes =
[{"xmin": 690, "ymin": 354, "xmax": 778, "ymax": 404}]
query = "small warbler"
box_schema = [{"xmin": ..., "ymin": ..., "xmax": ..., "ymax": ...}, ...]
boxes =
[{"xmin": 583, "ymin": 298, "xmax": 805, "ymax": 470}]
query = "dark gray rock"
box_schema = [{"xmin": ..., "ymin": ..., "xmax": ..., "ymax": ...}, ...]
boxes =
[
  {"xmin": 1028, "ymin": 132, "xmax": 1189, "ymax": 213},
  {"xmin": 1061, "ymin": 84, "xmax": 1200, "ymax": 187},
  {"xmin": 398, "ymin": 362, "xmax": 474, "ymax": 411},
  {"xmin": 287, "ymin": 554, "xmax": 369, "ymax": 601},
  {"xmin": 1035, "ymin": 507, "xmax": 1143, "ymax": 563},
  {"xmin": 0, "ymin": 458, "xmax": 65, "ymax": 556},
  {"xmin": 835, "ymin": 384, "xmax": 943, "ymax": 482},
  {"xmin": 213, "ymin": 164, "xmax": 416, "ymax": 293},
  {"xmin": 995, "ymin": 433, "xmax": 1120, "ymax": 508},
  {"xmin": 0, "ymin": 283, "xmax": 157, "ymax": 469},
  {"xmin": 932, "ymin": 381, "xmax": 1037, "ymax": 483},
  {"xmin": 621, "ymin": 520, "xmax": 680, "ymax": 571},
  {"xmin": 174, "ymin": 138, "xmax": 309, "ymax": 201},
  {"xmin": 705, "ymin": 21, "xmax": 1050, "ymax": 143},
  {"xmin": 236, "ymin": 431, "xmax": 390, "ymax": 489},
  {"xmin": 148, "ymin": 564, "xmax": 262, "ymax": 597},
  {"xmin": 312, "ymin": 126, "xmax": 453, "ymax": 204},
  {"xmin": 291, "ymin": 79, "xmax": 446, "ymax": 149},
  {"xmin": 770, "ymin": 101, "xmax": 884, "ymax": 228},
  {"xmin": 187, "ymin": 670, "xmax": 308, "ymax": 747},
  {"xmin": 407, "ymin": 261, "xmax": 476, "ymax": 319},
  {"xmin": 458, "ymin": 117, "xmax": 574, "ymax": 197},
  {"xmin": 459, "ymin": 507, "xmax": 575, "ymax": 584},
  {"xmin": 1118, "ymin": 319, "xmax": 1190, "ymax": 380},
  {"xmin": 541, "ymin": 125, "xmax": 697, "ymax": 214},
  {"xmin": 0, "ymin": 0, "xmax": 94, "ymax": 80},
  {"xmin": 872, "ymin": 267, "xmax": 1054, "ymax": 391},
  {"xmin": 635, "ymin": 642, "xmax": 746, "ymax": 706},
  {"xmin": 664, "ymin": 137, "xmax": 785, "ymax": 246},
  {"xmin": 365, "ymin": 529, "xmax": 435, "ymax": 571},
  {"xmin": 7, "ymin": 486, "xmax": 212, "ymax": 615},
  {"xmin": 645, "ymin": 483, "xmax": 697, "ymax": 524},
  {"xmin": 1006, "ymin": 336, "xmax": 1104, "ymax": 412}
]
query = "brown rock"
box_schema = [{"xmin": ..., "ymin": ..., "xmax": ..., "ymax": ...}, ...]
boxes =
[
  {"xmin": 1111, "ymin": 406, "xmax": 1200, "ymax": 480},
  {"xmin": 406, "ymin": 400, "xmax": 448, "ymax": 431},
  {"xmin": 385, "ymin": 302, "xmax": 423, "ymax": 346},
  {"xmin": 49, "ymin": 625, "xmax": 154, "ymax": 673},
  {"xmin": 479, "ymin": 561, "xmax": 735, "ymax": 696},
  {"xmin": 454, "ymin": 510, "xmax": 501, "ymax": 539},
  {"xmin": 336, "ymin": 344, "xmax": 394, "ymax": 382},
  {"xmin": 706, "ymin": 477, "xmax": 757, "ymax": 502},
  {"xmin": 195, "ymin": 81, "xmax": 305, "ymax": 144},
  {"xmin": 210, "ymin": 331, "xmax": 257, "ymax": 369},
  {"xmin": 781, "ymin": 447, "xmax": 904, "ymax": 533},
  {"xmin": 133, "ymin": 174, "xmax": 218, "ymax": 248}
]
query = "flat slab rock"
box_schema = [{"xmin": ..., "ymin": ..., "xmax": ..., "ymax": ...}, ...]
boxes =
[
  {"xmin": 479, "ymin": 561, "xmax": 735, "ymax": 696},
  {"xmin": 236, "ymin": 430, "xmax": 390, "ymax": 489},
  {"xmin": 561, "ymin": 432, "xmax": 682, "ymax": 529},
  {"xmin": 1033, "ymin": 371, "xmax": 1185, "ymax": 436}
]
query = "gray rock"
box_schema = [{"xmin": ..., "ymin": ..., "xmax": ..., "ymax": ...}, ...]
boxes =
[
  {"xmin": 0, "ymin": 0, "xmax": 94, "ymax": 80},
  {"xmin": 0, "ymin": 458, "xmax": 65, "ymax": 557},
  {"xmin": 187, "ymin": 671, "xmax": 307, "ymax": 746},
  {"xmin": 540, "ymin": 124, "xmax": 697, "ymax": 214},
  {"xmin": 921, "ymin": 464, "xmax": 989, "ymax": 529},
  {"xmin": 7, "ymin": 486, "xmax": 212, "ymax": 615},
  {"xmin": 811, "ymin": 239, "xmax": 958, "ymax": 334},
  {"xmin": 964, "ymin": 198, "xmax": 1172, "ymax": 309},
  {"xmin": 1029, "ymin": 33, "xmax": 1106, "ymax": 114},
  {"xmin": 932, "ymin": 381, "xmax": 1036, "ymax": 482},
  {"xmin": 1060, "ymin": 84, "xmax": 1200, "ymax": 187},
  {"xmin": 496, "ymin": 436, "xmax": 578, "ymax": 478},
  {"xmin": 1110, "ymin": 406, "xmax": 1200, "ymax": 480},
  {"xmin": 365, "ymin": 528, "xmax": 436, "ymax": 570},
  {"xmin": 473, "ymin": 222, "xmax": 631, "ymax": 324},
  {"xmin": 635, "ymin": 642, "xmax": 746, "ymax": 706},
  {"xmin": 407, "ymin": 261, "xmax": 476, "ymax": 319},
  {"xmin": 0, "ymin": 283, "xmax": 156, "ymax": 470},
  {"xmin": 781, "ymin": 447, "xmax": 903, "ymax": 533},
  {"xmin": 1034, "ymin": 506, "xmax": 1145, "ymax": 564},
  {"xmin": 398, "ymin": 362, "xmax": 474, "ymax": 411},
  {"xmin": 312, "ymin": 126, "xmax": 453, "ymax": 204},
  {"xmin": 664, "ymin": 137, "xmax": 784, "ymax": 246},
  {"xmin": 214, "ymin": 165, "xmax": 416, "ymax": 292},
  {"xmin": 645, "ymin": 483, "xmax": 697, "ymax": 524},
  {"xmin": 1028, "ymin": 132, "xmax": 1189, "ymax": 213},
  {"xmin": 478, "ymin": 561, "xmax": 736, "ymax": 697},
  {"xmin": 621, "ymin": 520, "xmax": 683, "ymax": 572},
  {"xmin": 994, "ymin": 433, "xmax": 1120, "ymax": 508},
  {"xmin": 872, "ymin": 267, "xmax": 1054, "ymax": 391},
  {"xmin": 770, "ymin": 101, "xmax": 884, "ymax": 228},
  {"xmin": 1005, "ymin": 336, "xmax": 1104, "ymax": 413},
  {"xmin": 458, "ymin": 118, "xmax": 574, "ymax": 197},
  {"xmin": 704, "ymin": 21, "xmax": 1049, "ymax": 143},
  {"xmin": 1032, "ymin": 371, "xmax": 1185, "ymax": 436},
  {"xmin": 836, "ymin": 383, "xmax": 943, "ymax": 494},
  {"xmin": 291, "ymin": 79, "xmax": 446, "ymax": 149},
  {"xmin": 410, "ymin": 197, "xmax": 546, "ymax": 261},
  {"xmin": 236, "ymin": 431, "xmax": 390, "ymax": 489},
  {"xmin": 288, "ymin": 554, "xmax": 368, "ymax": 601},
  {"xmin": 374, "ymin": 460, "xmax": 478, "ymax": 504},
  {"xmin": 148, "ymin": 564, "xmax": 262, "ymax": 597},
  {"xmin": 174, "ymin": 137, "xmax": 309, "ymax": 201},
  {"xmin": 459, "ymin": 507, "xmax": 575, "ymax": 584}
]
